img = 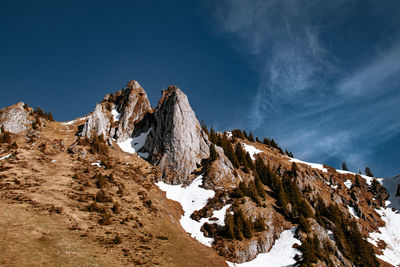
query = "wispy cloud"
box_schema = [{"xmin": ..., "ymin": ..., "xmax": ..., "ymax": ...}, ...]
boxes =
[
  {"xmin": 213, "ymin": 0, "xmax": 340, "ymax": 126},
  {"xmin": 210, "ymin": 0, "xmax": 400, "ymax": 175},
  {"xmin": 337, "ymin": 43, "xmax": 400, "ymax": 97}
]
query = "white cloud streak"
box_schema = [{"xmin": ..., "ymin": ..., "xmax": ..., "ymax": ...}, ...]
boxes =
[{"xmin": 210, "ymin": 0, "xmax": 400, "ymax": 175}]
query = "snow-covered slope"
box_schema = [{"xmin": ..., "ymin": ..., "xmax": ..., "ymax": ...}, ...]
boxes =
[
  {"xmin": 365, "ymin": 175, "xmax": 400, "ymax": 265},
  {"xmin": 288, "ymin": 157, "xmax": 328, "ymax": 173},
  {"xmin": 382, "ymin": 175, "xmax": 400, "ymax": 211},
  {"xmin": 227, "ymin": 227, "xmax": 301, "ymax": 267},
  {"xmin": 156, "ymin": 176, "xmax": 231, "ymax": 247},
  {"xmin": 368, "ymin": 200, "xmax": 400, "ymax": 265}
]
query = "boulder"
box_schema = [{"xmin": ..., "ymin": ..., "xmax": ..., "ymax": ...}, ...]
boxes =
[{"xmin": 0, "ymin": 102, "xmax": 33, "ymax": 133}]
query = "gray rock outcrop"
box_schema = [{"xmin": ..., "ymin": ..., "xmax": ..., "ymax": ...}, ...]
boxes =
[
  {"xmin": 114, "ymin": 81, "xmax": 152, "ymax": 142},
  {"xmin": 80, "ymin": 81, "xmax": 152, "ymax": 142},
  {"xmin": 140, "ymin": 86, "xmax": 210, "ymax": 184},
  {"xmin": 0, "ymin": 102, "xmax": 33, "ymax": 133},
  {"xmin": 80, "ymin": 103, "xmax": 111, "ymax": 138},
  {"xmin": 203, "ymin": 146, "xmax": 240, "ymax": 190}
]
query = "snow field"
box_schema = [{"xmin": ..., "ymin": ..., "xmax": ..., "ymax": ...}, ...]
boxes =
[
  {"xmin": 243, "ymin": 143, "xmax": 262, "ymax": 160},
  {"xmin": 117, "ymin": 128, "xmax": 151, "ymax": 158},
  {"xmin": 368, "ymin": 201, "xmax": 400, "ymax": 266},
  {"xmin": 227, "ymin": 227, "xmax": 301, "ymax": 267},
  {"xmin": 288, "ymin": 157, "xmax": 328, "ymax": 173},
  {"xmin": 156, "ymin": 176, "xmax": 231, "ymax": 247}
]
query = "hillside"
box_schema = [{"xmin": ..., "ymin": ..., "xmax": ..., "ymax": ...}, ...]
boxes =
[{"xmin": 0, "ymin": 81, "xmax": 399, "ymax": 266}]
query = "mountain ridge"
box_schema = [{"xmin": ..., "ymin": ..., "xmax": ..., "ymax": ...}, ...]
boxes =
[{"xmin": 0, "ymin": 80, "xmax": 399, "ymax": 267}]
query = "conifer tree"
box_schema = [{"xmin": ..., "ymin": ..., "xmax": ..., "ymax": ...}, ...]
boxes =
[
  {"xmin": 209, "ymin": 143, "xmax": 217, "ymax": 161},
  {"xmin": 365, "ymin": 166, "xmax": 374, "ymax": 177},
  {"xmin": 254, "ymin": 175, "xmax": 266, "ymax": 199},
  {"xmin": 209, "ymin": 127, "xmax": 218, "ymax": 144},
  {"xmin": 248, "ymin": 132, "xmax": 255, "ymax": 142},
  {"xmin": 235, "ymin": 143, "xmax": 249, "ymax": 171},
  {"xmin": 298, "ymin": 214, "xmax": 310, "ymax": 233},
  {"xmin": 342, "ymin": 162, "xmax": 348, "ymax": 171},
  {"xmin": 245, "ymin": 152, "xmax": 255, "ymax": 170},
  {"xmin": 243, "ymin": 130, "xmax": 248, "ymax": 140},
  {"xmin": 291, "ymin": 162, "xmax": 298, "ymax": 178},
  {"xmin": 254, "ymin": 215, "xmax": 266, "ymax": 232},
  {"xmin": 238, "ymin": 181, "xmax": 248, "ymax": 196},
  {"xmin": 224, "ymin": 213, "xmax": 235, "ymax": 239},
  {"xmin": 248, "ymin": 180, "xmax": 260, "ymax": 204},
  {"xmin": 234, "ymin": 209, "xmax": 245, "ymax": 240},
  {"xmin": 354, "ymin": 175, "xmax": 361, "ymax": 187},
  {"xmin": 200, "ymin": 120, "xmax": 209, "ymax": 136}
]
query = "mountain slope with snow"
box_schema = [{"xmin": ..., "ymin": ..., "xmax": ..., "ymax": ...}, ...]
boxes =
[{"xmin": 0, "ymin": 80, "xmax": 399, "ymax": 266}]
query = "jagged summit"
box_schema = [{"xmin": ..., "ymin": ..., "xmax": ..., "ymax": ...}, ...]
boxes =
[
  {"xmin": 80, "ymin": 80, "xmax": 152, "ymax": 142},
  {"xmin": 140, "ymin": 85, "xmax": 210, "ymax": 184},
  {"xmin": 81, "ymin": 82, "xmax": 211, "ymax": 184}
]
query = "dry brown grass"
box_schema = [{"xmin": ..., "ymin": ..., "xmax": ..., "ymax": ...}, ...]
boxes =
[{"xmin": 0, "ymin": 120, "xmax": 227, "ymax": 267}]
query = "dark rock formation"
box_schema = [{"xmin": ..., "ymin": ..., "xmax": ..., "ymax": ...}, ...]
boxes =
[{"xmin": 370, "ymin": 179, "xmax": 389, "ymax": 207}]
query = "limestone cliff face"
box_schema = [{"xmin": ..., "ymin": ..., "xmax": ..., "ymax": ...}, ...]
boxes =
[
  {"xmin": 80, "ymin": 82, "xmax": 210, "ymax": 184},
  {"xmin": 140, "ymin": 86, "xmax": 210, "ymax": 184},
  {"xmin": 80, "ymin": 103, "xmax": 111, "ymax": 139},
  {"xmin": 0, "ymin": 102, "xmax": 33, "ymax": 133},
  {"xmin": 203, "ymin": 146, "xmax": 240, "ymax": 190},
  {"xmin": 80, "ymin": 81, "xmax": 152, "ymax": 142},
  {"xmin": 114, "ymin": 81, "xmax": 152, "ymax": 142}
]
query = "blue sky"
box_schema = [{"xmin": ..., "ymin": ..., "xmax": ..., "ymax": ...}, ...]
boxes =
[{"xmin": 1, "ymin": 1, "xmax": 399, "ymax": 177}]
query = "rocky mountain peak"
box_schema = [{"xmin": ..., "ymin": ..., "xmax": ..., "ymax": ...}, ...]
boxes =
[
  {"xmin": 140, "ymin": 86, "xmax": 210, "ymax": 184},
  {"xmin": 126, "ymin": 80, "xmax": 142, "ymax": 90},
  {"xmin": 80, "ymin": 80, "xmax": 152, "ymax": 142},
  {"xmin": 113, "ymin": 81, "xmax": 152, "ymax": 142}
]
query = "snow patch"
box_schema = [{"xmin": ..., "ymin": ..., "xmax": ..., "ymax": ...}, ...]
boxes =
[
  {"xmin": 336, "ymin": 169, "xmax": 377, "ymax": 185},
  {"xmin": 61, "ymin": 115, "xmax": 89, "ymax": 125},
  {"xmin": 117, "ymin": 128, "xmax": 151, "ymax": 158},
  {"xmin": 368, "ymin": 201, "xmax": 400, "ymax": 265},
  {"xmin": 0, "ymin": 154, "xmax": 12, "ymax": 160},
  {"xmin": 227, "ymin": 227, "xmax": 301, "ymax": 267},
  {"xmin": 347, "ymin": 206, "xmax": 359, "ymax": 219},
  {"xmin": 327, "ymin": 230, "xmax": 335, "ymax": 242},
  {"xmin": 344, "ymin": 179, "xmax": 352, "ymax": 190},
  {"xmin": 111, "ymin": 108, "xmax": 121, "ymax": 122},
  {"xmin": 91, "ymin": 161, "xmax": 102, "ymax": 168},
  {"xmin": 156, "ymin": 176, "xmax": 217, "ymax": 246},
  {"xmin": 243, "ymin": 143, "xmax": 262, "ymax": 160},
  {"xmin": 211, "ymin": 204, "xmax": 231, "ymax": 226},
  {"xmin": 288, "ymin": 157, "xmax": 328, "ymax": 173}
]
